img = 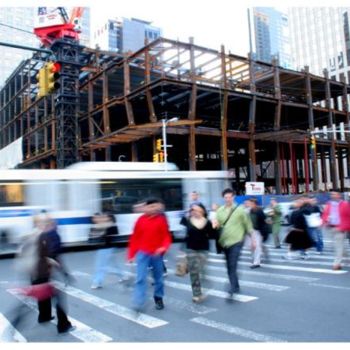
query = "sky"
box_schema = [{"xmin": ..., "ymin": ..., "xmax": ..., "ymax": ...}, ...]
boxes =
[{"xmin": 4, "ymin": 0, "xmax": 350, "ymax": 57}]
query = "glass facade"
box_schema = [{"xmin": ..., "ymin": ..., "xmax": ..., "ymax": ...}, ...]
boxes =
[
  {"xmin": 253, "ymin": 7, "xmax": 292, "ymax": 69},
  {"xmin": 288, "ymin": 7, "xmax": 350, "ymax": 81}
]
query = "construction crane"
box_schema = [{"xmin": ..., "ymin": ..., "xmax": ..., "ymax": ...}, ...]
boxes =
[{"xmin": 34, "ymin": 6, "xmax": 84, "ymax": 47}]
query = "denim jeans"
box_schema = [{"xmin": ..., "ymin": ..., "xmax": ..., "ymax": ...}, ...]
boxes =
[
  {"xmin": 92, "ymin": 247, "xmax": 125, "ymax": 286},
  {"xmin": 308, "ymin": 227, "xmax": 323, "ymax": 252},
  {"xmin": 133, "ymin": 251, "xmax": 164, "ymax": 309},
  {"xmin": 223, "ymin": 240, "xmax": 244, "ymax": 294}
]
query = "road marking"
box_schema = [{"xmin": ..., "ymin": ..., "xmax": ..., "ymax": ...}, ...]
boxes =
[
  {"xmin": 54, "ymin": 281, "xmax": 168, "ymax": 329},
  {"xmin": 191, "ymin": 317, "xmax": 286, "ymax": 342},
  {"xmin": 164, "ymin": 280, "xmax": 257, "ymax": 302},
  {"xmin": 167, "ymin": 268, "xmax": 289, "ymax": 292},
  {"xmin": 0, "ymin": 313, "xmax": 26, "ymax": 342},
  {"xmin": 72, "ymin": 270, "xmax": 217, "ymax": 315},
  {"xmin": 208, "ymin": 258, "xmax": 347, "ymax": 274},
  {"xmin": 6, "ymin": 289, "xmax": 112, "ymax": 342},
  {"xmin": 309, "ymin": 283, "xmax": 350, "ymax": 291},
  {"xmin": 206, "ymin": 265, "xmax": 319, "ymax": 282}
]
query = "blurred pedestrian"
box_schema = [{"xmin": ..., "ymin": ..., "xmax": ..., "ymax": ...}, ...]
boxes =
[
  {"xmin": 284, "ymin": 198, "xmax": 314, "ymax": 260},
  {"xmin": 267, "ymin": 198, "xmax": 282, "ymax": 248},
  {"xmin": 245, "ymin": 197, "xmax": 269, "ymax": 268},
  {"xmin": 322, "ymin": 191, "xmax": 350, "ymax": 270},
  {"xmin": 189, "ymin": 191, "xmax": 203, "ymax": 208},
  {"xmin": 212, "ymin": 188, "xmax": 253, "ymax": 299},
  {"xmin": 180, "ymin": 203, "xmax": 216, "ymax": 303},
  {"xmin": 304, "ymin": 196, "xmax": 323, "ymax": 254},
  {"xmin": 127, "ymin": 198, "xmax": 172, "ymax": 311},
  {"xmin": 91, "ymin": 213, "xmax": 127, "ymax": 289},
  {"xmin": 18, "ymin": 214, "xmax": 75, "ymax": 334}
]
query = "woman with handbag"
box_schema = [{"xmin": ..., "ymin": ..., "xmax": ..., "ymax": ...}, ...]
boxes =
[{"xmin": 180, "ymin": 203, "xmax": 215, "ymax": 303}]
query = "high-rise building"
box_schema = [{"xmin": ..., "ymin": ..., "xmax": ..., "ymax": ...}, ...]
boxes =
[
  {"xmin": 79, "ymin": 7, "xmax": 91, "ymax": 48},
  {"xmin": 0, "ymin": 7, "xmax": 39, "ymax": 88},
  {"xmin": 92, "ymin": 17, "xmax": 162, "ymax": 53},
  {"xmin": 251, "ymin": 7, "xmax": 292, "ymax": 69},
  {"xmin": 288, "ymin": 7, "xmax": 350, "ymax": 82}
]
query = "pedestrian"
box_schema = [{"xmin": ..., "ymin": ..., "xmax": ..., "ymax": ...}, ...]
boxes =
[
  {"xmin": 322, "ymin": 191, "xmax": 350, "ymax": 270},
  {"xmin": 180, "ymin": 203, "xmax": 216, "ymax": 303},
  {"xmin": 127, "ymin": 198, "xmax": 172, "ymax": 311},
  {"xmin": 245, "ymin": 197, "xmax": 269, "ymax": 268},
  {"xmin": 212, "ymin": 188, "xmax": 254, "ymax": 299},
  {"xmin": 189, "ymin": 191, "xmax": 203, "ymax": 208},
  {"xmin": 91, "ymin": 213, "xmax": 127, "ymax": 289},
  {"xmin": 267, "ymin": 198, "xmax": 282, "ymax": 248},
  {"xmin": 284, "ymin": 198, "xmax": 314, "ymax": 260},
  {"xmin": 34, "ymin": 215, "xmax": 75, "ymax": 333},
  {"xmin": 304, "ymin": 196, "xmax": 323, "ymax": 254}
]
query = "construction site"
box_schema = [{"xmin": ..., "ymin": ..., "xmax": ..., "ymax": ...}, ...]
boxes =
[{"xmin": 1, "ymin": 34, "xmax": 350, "ymax": 194}]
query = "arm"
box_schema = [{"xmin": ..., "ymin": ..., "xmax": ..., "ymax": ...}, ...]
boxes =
[
  {"xmin": 127, "ymin": 217, "xmax": 142, "ymax": 261},
  {"xmin": 155, "ymin": 216, "xmax": 172, "ymax": 255}
]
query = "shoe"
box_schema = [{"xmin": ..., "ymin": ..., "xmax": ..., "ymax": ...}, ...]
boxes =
[
  {"xmin": 250, "ymin": 264, "xmax": 261, "ymax": 269},
  {"xmin": 283, "ymin": 253, "xmax": 299, "ymax": 260},
  {"xmin": 118, "ymin": 277, "xmax": 129, "ymax": 283},
  {"xmin": 192, "ymin": 295, "xmax": 206, "ymax": 303},
  {"xmin": 333, "ymin": 264, "xmax": 342, "ymax": 270},
  {"xmin": 275, "ymin": 245, "xmax": 281, "ymax": 249},
  {"xmin": 58, "ymin": 325, "xmax": 76, "ymax": 334},
  {"xmin": 300, "ymin": 253, "xmax": 309, "ymax": 260},
  {"xmin": 163, "ymin": 272, "xmax": 168, "ymax": 277},
  {"xmin": 154, "ymin": 297, "xmax": 164, "ymax": 310},
  {"xmin": 90, "ymin": 284, "xmax": 102, "ymax": 289},
  {"xmin": 38, "ymin": 316, "xmax": 54, "ymax": 323}
]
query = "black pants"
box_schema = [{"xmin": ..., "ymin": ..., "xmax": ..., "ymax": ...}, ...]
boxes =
[
  {"xmin": 33, "ymin": 278, "xmax": 71, "ymax": 332},
  {"xmin": 223, "ymin": 241, "xmax": 244, "ymax": 294}
]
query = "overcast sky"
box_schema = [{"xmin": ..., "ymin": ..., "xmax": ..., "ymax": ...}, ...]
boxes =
[{"xmin": 5, "ymin": 0, "xmax": 350, "ymax": 57}]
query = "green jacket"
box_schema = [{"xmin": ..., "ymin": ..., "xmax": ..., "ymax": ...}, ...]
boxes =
[{"xmin": 216, "ymin": 203, "xmax": 253, "ymax": 248}]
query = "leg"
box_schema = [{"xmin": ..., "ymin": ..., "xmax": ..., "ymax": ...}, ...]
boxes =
[
  {"xmin": 55, "ymin": 290, "xmax": 73, "ymax": 333},
  {"xmin": 251, "ymin": 231, "xmax": 262, "ymax": 266},
  {"xmin": 333, "ymin": 231, "xmax": 345, "ymax": 268},
  {"xmin": 187, "ymin": 252, "xmax": 202, "ymax": 297},
  {"xmin": 132, "ymin": 252, "xmax": 151, "ymax": 309},
  {"xmin": 224, "ymin": 241, "xmax": 243, "ymax": 294},
  {"xmin": 92, "ymin": 248, "xmax": 109, "ymax": 287},
  {"xmin": 151, "ymin": 254, "xmax": 164, "ymax": 299},
  {"xmin": 272, "ymin": 225, "xmax": 281, "ymax": 247}
]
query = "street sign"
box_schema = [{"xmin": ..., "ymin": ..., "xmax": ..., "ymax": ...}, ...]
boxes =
[{"xmin": 245, "ymin": 182, "xmax": 265, "ymax": 195}]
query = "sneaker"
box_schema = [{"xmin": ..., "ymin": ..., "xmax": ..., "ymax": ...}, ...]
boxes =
[
  {"xmin": 90, "ymin": 284, "xmax": 102, "ymax": 289},
  {"xmin": 250, "ymin": 264, "xmax": 261, "ymax": 269},
  {"xmin": 283, "ymin": 253, "xmax": 299, "ymax": 260},
  {"xmin": 300, "ymin": 253, "xmax": 309, "ymax": 260},
  {"xmin": 333, "ymin": 264, "xmax": 342, "ymax": 271},
  {"xmin": 163, "ymin": 272, "xmax": 168, "ymax": 277},
  {"xmin": 154, "ymin": 297, "xmax": 164, "ymax": 310},
  {"xmin": 192, "ymin": 295, "xmax": 206, "ymax": 303},
  {"xmin": 58, "ymin": 325, "xmax": 76, "ymax": 334}
]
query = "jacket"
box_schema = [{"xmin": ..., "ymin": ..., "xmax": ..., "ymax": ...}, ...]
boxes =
[
  {"xmin": 322, "ymin": 200, "xmax": 350, "ymax": 232},
  {"xmin": 128, "ymin": 213, "xmax": 172, "ymax": 260}
]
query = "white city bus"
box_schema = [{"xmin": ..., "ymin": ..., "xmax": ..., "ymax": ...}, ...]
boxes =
[{"xmin": 0, "ymin": 162, "xmax": 231, "ymax": 249}]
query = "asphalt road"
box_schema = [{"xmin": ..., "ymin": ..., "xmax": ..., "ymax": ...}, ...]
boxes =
[{"xmin": 0, "ymin": 228, "xmax": 350, "ymax": 343}]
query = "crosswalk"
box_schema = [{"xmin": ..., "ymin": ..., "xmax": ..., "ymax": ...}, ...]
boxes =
[{"xmin": 0, "ymin": 241, "xmax": 349, "ymax": 342}]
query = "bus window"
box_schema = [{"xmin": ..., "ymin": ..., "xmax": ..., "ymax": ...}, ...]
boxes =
[
  {"xmin": 100, "ymin": 179, "xmax": 183, "ymax": 214},
  {"xmin": 0, "ymin": 182, "xmax": 24, "ymax": 207}
]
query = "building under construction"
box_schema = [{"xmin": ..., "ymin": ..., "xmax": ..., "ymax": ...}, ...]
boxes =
[{"xmin": 1, "ymin": 37, "xmax": 350, "ymax": 194}]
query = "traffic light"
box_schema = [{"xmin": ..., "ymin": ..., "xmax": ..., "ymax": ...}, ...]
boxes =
[
  {"xmin": 156, "ymin": 138, "xmax": 162, "ymax": 152},
  {"xmin": 158, "ymin": 151, "xmax": 164, "ymax": 162},
  {"xmin": 310, "ymin": 135, "xmax": 316, "ymax": 149},
  {"xmin": 153, "ymin": 153, "xmax": 159, "ymax": 162},
  {"xmin": 36, "ymin": 67, "xmax": 48, "ymax": 98},
  {"xmin": 45, "ymin": 61, "xmax": 61, "ymax": 94}
]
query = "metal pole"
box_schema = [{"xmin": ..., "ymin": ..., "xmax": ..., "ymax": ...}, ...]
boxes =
[{"xmin": 162, "ymin": 119, "xmax": 168, "ymax": 171}]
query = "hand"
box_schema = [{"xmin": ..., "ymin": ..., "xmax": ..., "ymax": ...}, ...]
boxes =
[
  {"xmin": 154, "ymin": 247, "xmax": 166, "ymax": 255},
  {"xmin": 212, "ymin": 219, "xmax": 219, "ymax": 229},
  {"xmin": 127, "ymin": 258, "xmax": 134, "ymax": 264}
]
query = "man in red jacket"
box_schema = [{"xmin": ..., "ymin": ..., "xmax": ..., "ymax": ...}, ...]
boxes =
[
  {"xmin": 128, "ymin": 198, "xmax": 172, "ymax": 311},
  {"xmin": 322, "ymin": 191, "xmax": 350, "ymax": 270}
]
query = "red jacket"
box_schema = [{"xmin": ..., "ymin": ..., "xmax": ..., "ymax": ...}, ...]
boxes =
[
  {"xmin": 322, "ymin": 200, "xmax": 350, "ymax": 232},
  {"xmin": 127, "ymin": 214, "xmax": 172, "ymax": 260}
]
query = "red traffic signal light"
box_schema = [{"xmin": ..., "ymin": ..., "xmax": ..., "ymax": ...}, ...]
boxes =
[{"xmin": 45, "ymin": 61, "xmax": 61, "ymax": 93}]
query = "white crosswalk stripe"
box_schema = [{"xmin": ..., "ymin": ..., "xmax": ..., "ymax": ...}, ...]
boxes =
[
  {"xmin": 191, "ymin": 317, "xmax": 286, "ymax": 342},
  {"xmin": 54, "ymin": 281, "xmax": 168, "ymax": 329},
  {"xmin": 0, "ymin": 313, "xmax": 27, "ymax": 342},
  {"xmin": 6, "ymin": 288, "xmax": 113, "ymax": 342}
]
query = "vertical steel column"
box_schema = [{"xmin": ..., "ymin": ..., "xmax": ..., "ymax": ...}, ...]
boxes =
[
  {"xmin": 220, "ymin": 45, "xmax": 228, "ymax": 170},
  {"xmin": 248, "ymin": 52, "xmax": 256, "ymax": 181},
  {"xmin": 304, "ymin": 138, "xmax": 310, "ymax": 192}
]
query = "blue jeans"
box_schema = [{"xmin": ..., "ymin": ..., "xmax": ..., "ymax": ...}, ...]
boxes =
[
  {"xmin": 223, "ymin": 241, "xmax": 244, "ymax": 294},
  {"xmin": 92, "ymin": 247, "xmax": 125, "ymax": 286},
  {"xmin": 133, "ymin": 251, "xmax": 164, "ymax": 309},
  {"xmin": 308, "ymin": 227, "xmax": 323, "ymax": 252}
]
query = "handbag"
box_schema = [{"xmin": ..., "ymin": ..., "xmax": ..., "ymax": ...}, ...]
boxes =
[
  {"xmin": 20, "ymin": 283, "xmax": 55, "ymax": 301},
  {"xmin": 304, "ymin": 213, "xmax": 322, "ymax": 228},
  {"xmin": 175, "ymin": 254, "xmax": 188, "ymax": 276}
]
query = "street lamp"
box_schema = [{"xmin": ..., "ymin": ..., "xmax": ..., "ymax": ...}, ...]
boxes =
[{"xmin": 161, "ymin": 117, "xmax": 179, "ymax": 171}]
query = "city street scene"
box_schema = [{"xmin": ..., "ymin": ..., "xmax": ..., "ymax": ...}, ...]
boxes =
[{"xmin": 1, "ymin": 0, "xmax": 350, "ymax": 344}]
